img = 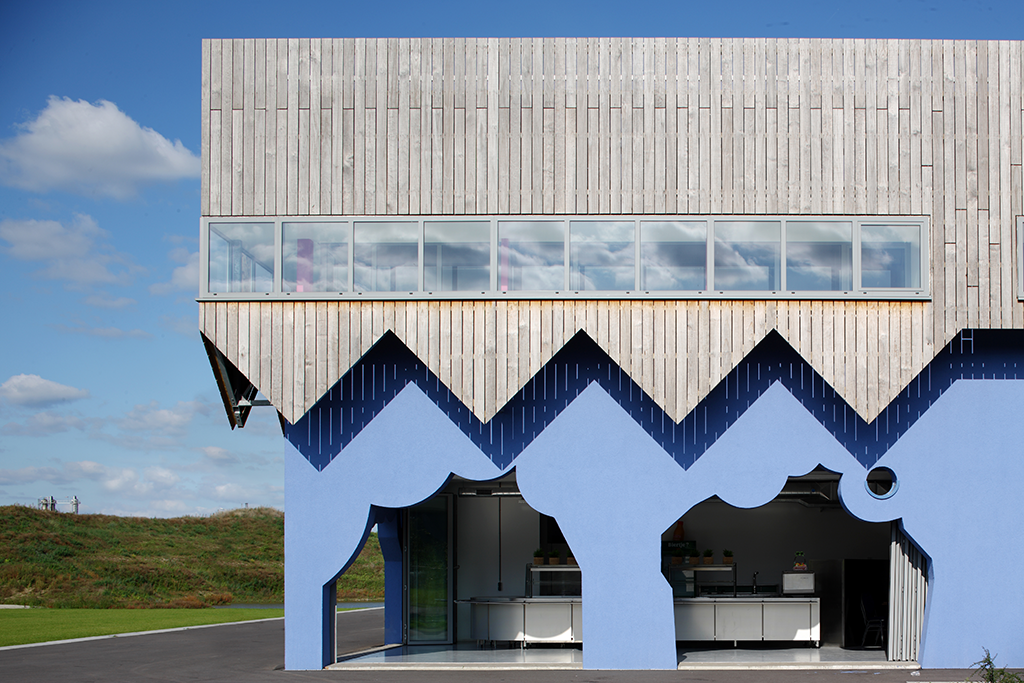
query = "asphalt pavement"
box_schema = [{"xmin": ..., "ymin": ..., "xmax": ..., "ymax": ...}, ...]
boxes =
[{"xmin": 0, "ymin": 608, "xmax": 980, "ymax": 683}]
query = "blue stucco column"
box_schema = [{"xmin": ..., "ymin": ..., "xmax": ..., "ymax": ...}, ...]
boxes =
[
  {"xmin": 283, "ymin": 384, "xmax": 505, "ymax": 670},
  {"xmin": 373, "ymin": 506, "xmax": 404, "ymax": 644},
  {"xmin": 284, "ymin": 444, "xmax": 377, "ymax": 669},
  {"xmin": 514, "ymin": 381, "xmax": 872, "ymax": 669},
  {"xmin": 515, "ymin": 385, "xmax": 690, "ymax": 669}
]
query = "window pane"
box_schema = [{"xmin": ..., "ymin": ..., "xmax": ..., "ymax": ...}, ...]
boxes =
[
  {"xmin": 786, "ymin": 221, "xmax": 853, "ymax": 291},
  {"xmin": 353, "ymin": 222, "xmax": 419, "ymax": 292},
  {"xmin": 208, "ymin": 222, "xmax": 274, "ymax": 293},
  {"xmin": 570, "ymin": 221, "xmax": 634, "ymax": 291},
  {"xmin": 861, "ymin": 224, "xmax": 921, "ymax": 288},
  {"xmin": 498, "ymin": 221, "xmax": 564, "ymax": 291},
  {"xmin": 283, "ymin": 222, "xmax": 349, "ymax": 292},
  {"xmin": 713, "ymin": 221, "xmax": 781, "ymax": 290},
  {"xmin": 640, "ymin": 221, "xmax": 706, "ymax": 290},
  {"xmin": 424, "ymin": 221, "xmax": 490, "ymax": 292}
]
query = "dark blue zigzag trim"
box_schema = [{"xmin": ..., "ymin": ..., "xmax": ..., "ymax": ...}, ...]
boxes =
[{"xmin": 285, "ymin": 328, "xmax": 1024, "ymax": 472}]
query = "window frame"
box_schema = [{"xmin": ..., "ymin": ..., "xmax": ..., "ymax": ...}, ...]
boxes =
[{"xmin": 199, "ymin": 215, "xmax": 930, "ymax": 301}]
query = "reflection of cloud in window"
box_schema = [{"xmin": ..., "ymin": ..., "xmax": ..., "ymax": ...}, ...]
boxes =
[
  {"xmin": 572, "ymin": 241, "xmax": 634, "ymax": 290},
  {"xmin": 640, "ymin": 223, "xmax": 706, "ymax": 290},
  {"xmin": 714, "ymin": 242, "xmax": 779, "ymax": 290},
  {"xmin": 786, "ymin": 242, "xmax": 851, "ymax": 290},
  {"xmin": 505, "ymin": 241, "xmax": 563, "ymax": 290}
]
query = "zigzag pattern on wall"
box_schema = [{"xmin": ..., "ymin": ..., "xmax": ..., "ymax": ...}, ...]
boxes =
[
  {"xmin": 285, "ymin": 327, "xmax": 1024, "ymax": 472},
  {"xmin": 198, "ymin": 300, "xmax": 948, "ymax": 427}
]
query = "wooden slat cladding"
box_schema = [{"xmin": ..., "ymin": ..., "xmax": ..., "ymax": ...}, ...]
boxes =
[
  {"xmin": 202, "ymin": 299, "xmax": 933, "ymax": 426},
  {"xmin": 202, "ymin": 38, "xmax": 1024, "ymax": 336},
  {"xmin": 200, "ymin": 38, "xmax": 1024, "ymax": 426}
]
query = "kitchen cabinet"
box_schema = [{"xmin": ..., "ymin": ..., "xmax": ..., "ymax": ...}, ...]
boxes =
[
  {"xmin": 673, "ymin": 600, "xmax": 716, "ymax": 640},
  {"xmin": 465, "ymin": 598, "xmax": 581, "ymax": 644},
  {"xmin": 762, "ymin": 600, "xmax": 820, "ymax": 642},
  {"xmin": 673, "ymin": 598, "xmax": 820, "ymax": 645},
  {"xmin": 715, "ymin": 601, "xmax": 764, "ymax": 641}
]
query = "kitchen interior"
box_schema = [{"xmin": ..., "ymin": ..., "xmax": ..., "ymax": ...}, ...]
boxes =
[{"xmin": 419, "ymin": 467, "xmax": 893, "ymax": 659}]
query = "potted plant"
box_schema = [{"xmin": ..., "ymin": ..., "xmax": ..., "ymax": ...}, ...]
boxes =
[
  {"xmin": 723, "ymin": 549, "xmax": 734, "ymax": 565},
  {"xmin": 671, "ymin": 548, "xmax": 684, "ymax": 565},
  {"xmin": 566, "ymin": 548, "xmax": 577, "ymax": 565},
  {"xmin": 689, "ymin": 548, "xmax": 700, "ymax": 565},
  {"xmin": 533, "ymin": 548, "xmax": 545, "ymax": 565},
  {"xmin": 793, "ymin": 550, "xmax": 807, "ymax": 571},
  {"xmin": 549, "ymin": 549, "xmax": 560, "ymax": 565},
  {"xmin": 703, "ymin": 549, "xmax": 714, "ymax": 565}
]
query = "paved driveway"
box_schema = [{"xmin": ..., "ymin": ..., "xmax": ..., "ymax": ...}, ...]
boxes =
[{"xmin": 0, "ymin": 608, "xmax": 976, "ymax": 683}]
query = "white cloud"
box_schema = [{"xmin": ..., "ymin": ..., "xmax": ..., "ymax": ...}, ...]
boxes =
[
  {"xmin": 0, "ymin": 214, "xmax": 102, "ymax": 261},
  {"xmin": 147, "ymin": 499, "xmax": 194, "ymax": 515},
  {"xmin": 0, "ymin": 374, "xmax": 89, "ymax": 408},
  {"xmin": 100, "ymin": 465, "xmax": 184, "ymax": 499},
  {"xmin": 116, "ymin": 400, "xmax": 208, "ymax": 437},
  {"xmin": 150, "ymin": 248, "xmax": 199, "ymax": 295},
  {"xmin": 212, "ymin": 481, "xmax": 265, "ymax": 502},
  {"xmin": 145, "ymin": 466, "xmax": 181, "ymax": 487},
  {"xmin": 0, "ymin": 459, "xmax": 106, "ymax": 485},
  {"xmin": 1, "ymin": 411, "xmax": 87, "ymax": 436},
  {"xmin": 0, "ymin": 214, "xmax": 142, "ymax": 287},
  {"xmin": 0, "ymin": 465, "xmax": 66, "ymax": 485},
  {"xmin": 0, "ymin": 96, "xmax": 200, "ymax": 199},
  {"xmin": 102, "ymin": 467, "xmax": 150, "ymax": 495},
  {"xmin": 199, "ymin": 445, "xmax": 240, "ymax": 465},
  {"xmin": 65, "ymin": 461, "xmax": 108, "ymax": 478}
]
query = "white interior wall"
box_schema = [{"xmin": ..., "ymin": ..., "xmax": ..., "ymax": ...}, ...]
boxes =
[
  {"xmin": 669, "ymin": 498, "xmax": 890, "ymax": 587},
  {"xmin": 446, "ymin": 481, "xmax": 888, "ymax": 643},
  {"xmin": 452, "ymin": 483, "xmax": 540, "ymax": 642}
]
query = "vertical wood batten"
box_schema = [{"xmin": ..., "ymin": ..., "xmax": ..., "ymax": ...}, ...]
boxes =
[{"xmin": 200, "ymin": 38, "xmax": 1024, "ymax": 424}]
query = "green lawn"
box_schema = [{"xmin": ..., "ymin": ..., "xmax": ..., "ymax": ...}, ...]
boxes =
[{"xmin": 0, "ymin": 608, "xmax": 284, "ymax": 647}]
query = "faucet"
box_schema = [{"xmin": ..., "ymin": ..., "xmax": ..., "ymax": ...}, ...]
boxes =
[{"xmin": 752, "ymin": 571, "xmax": 759, "ymax": 595}]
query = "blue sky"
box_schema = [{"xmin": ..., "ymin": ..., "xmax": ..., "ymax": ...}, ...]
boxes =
[{"xmin": 0, "ymin": 0, "xmax": 1021, "ymax": 517}]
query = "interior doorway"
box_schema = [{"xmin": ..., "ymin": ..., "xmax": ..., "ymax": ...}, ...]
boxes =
[
  {"xmin": 405, "ymin": 494, "xmax": 453, "ymax": 644},
  {"xmin": 669, "ymin": 469, "xmax": 892, "ymax": 649}
]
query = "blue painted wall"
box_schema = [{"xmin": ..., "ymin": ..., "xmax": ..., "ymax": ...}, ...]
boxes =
[
  {"xmin": 283, "ymin": 329, "xmax": 1024, "ymax": 670},
  {"xmin": 283, "ymin": 385, "xmax": 504, "ymax": 669},
  {"xmin": 286, "ymin": 330, "xmax": 1024, "ymax": 473},
  {"xmin": 839, "ymin": 380, "xmax": 1024, "ymax": 668}
]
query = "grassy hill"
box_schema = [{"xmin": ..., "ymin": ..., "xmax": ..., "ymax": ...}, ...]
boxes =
[{"xmin": 0, "ymin": 505, "xmax": 384, "ymax": 608}]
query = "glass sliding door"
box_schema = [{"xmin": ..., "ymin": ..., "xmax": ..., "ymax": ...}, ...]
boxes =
[{"xmin": 405, "ymin": 495, "xmax": 453, "ymax": 644}]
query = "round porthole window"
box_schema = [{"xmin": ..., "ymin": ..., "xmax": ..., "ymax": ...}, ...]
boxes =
[{"xmin": 865, "ymin": 466, "xmax": 899, "ymax": 500}]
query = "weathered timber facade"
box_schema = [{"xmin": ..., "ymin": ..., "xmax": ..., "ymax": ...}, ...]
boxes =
[{"xmin": 200, "ymin": 38, "xmax": 1024, "ymax": 425}]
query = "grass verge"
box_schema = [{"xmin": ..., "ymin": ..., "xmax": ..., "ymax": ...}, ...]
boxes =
[{"xmin": 0, "ymin": 608, "xmax": 284, "ymax": 648}]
